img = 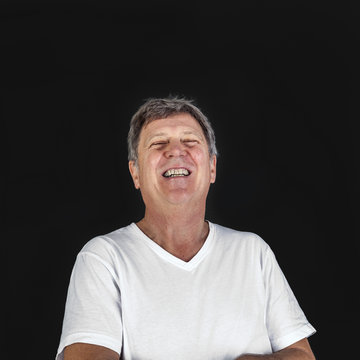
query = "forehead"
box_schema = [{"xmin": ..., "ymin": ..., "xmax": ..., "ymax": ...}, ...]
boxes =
[{"xmin": 140, "ymin": 113, "xmax": 205, "ymax": 139}]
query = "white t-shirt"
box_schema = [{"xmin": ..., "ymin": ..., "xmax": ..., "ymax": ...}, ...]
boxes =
[{"xmin": 56, "ymin": 222, "xmax": 315, "ymax": 360}]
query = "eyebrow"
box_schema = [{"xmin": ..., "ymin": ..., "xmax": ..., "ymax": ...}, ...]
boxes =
[
  {"xmin": 182, "ymin": 130, "xmax": 203, "ymax": 138},
  {"xmin": 145, "ymin": 132, "xmax": 167, "ymax": 146},
  {"xmin": 145, "ymin": 130, "xmax": 204, "ymax": 146}
]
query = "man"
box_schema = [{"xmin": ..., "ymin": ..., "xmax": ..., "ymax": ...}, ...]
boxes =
[{"xmin": 56, "ymin": 97, "xmax": 316, "ymax": 360}]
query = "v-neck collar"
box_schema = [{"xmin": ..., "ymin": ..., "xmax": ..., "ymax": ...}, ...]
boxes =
[{"xmin": 130, "ymin": 221, "xmax": 215, "ymax": 271}]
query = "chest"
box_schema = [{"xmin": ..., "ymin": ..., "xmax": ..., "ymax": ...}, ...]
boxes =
[{"xmin": 118, "ymin": 255, "xmax": 271, "ymax": 359}]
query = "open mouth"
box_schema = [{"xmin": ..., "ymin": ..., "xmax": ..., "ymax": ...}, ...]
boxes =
[{"xmin": 162, "ymin": 168, "xmax": 191, "ymax": 178}]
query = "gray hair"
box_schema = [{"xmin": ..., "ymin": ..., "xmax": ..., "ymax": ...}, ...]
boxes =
[{"xmin": 127, "ymin": 97, "xmax": 218, "ymax": 163}]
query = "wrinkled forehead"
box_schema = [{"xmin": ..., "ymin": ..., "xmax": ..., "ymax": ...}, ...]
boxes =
[{"xmin": 140, "ymin": 112, "xmax": 206, "ymax": 138}]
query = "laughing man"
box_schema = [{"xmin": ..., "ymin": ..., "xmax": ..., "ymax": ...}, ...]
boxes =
[{"xmin": 56, "ymin": 97, "xmax": 316, "ymax": 360}]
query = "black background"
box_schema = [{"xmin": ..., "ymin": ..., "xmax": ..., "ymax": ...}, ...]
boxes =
[{"xmin": 3, "ymin": 0, "xmax": 359, "ymax": 359}]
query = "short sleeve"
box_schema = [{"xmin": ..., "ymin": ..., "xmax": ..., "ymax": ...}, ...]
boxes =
[
  {"xmin": 56, "ymin": 248, "xmax": 123, "ymax": 360},
  {"xmin": 262, "ymin": 245, "xmax": 316, "ymax": 352}
]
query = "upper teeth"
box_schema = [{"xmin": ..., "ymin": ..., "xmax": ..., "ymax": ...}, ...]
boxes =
[{"xmin": 163, "ymin": 168, "xmax": 190, "ymax": 177}]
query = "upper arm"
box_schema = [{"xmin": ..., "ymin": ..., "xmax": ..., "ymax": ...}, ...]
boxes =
[
  {"xmin": 64, "ymin": 343, "xmax": 120, "ymax": 360},
  {"xmin": 57, "ymin": 249, "xmax": 123, "ymax": 358},
  {"xmin": 261, "ymin": 246, "xmax": 316, "ymax": 351}
]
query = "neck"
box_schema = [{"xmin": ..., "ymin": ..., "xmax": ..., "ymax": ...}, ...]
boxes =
[{"xmin": 136, "ymin": 203, "xmax": 209, "ymax": 262}]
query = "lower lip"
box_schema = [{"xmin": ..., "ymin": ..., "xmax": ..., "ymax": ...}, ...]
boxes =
[{"xmin": 163, "ymin": 175, "xmax": 190, "ymax": 179}]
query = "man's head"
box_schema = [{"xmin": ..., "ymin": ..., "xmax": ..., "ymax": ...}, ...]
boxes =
[
  {"xmin": 127, "ymin": 97, "xmax": 217, "ymax": 209},
  {"xmin": 127, "ymin": 97, "xmax": 217, "ymax": 165}
]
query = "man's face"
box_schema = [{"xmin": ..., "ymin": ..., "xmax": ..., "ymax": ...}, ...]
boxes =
[{"xmin": 129, "ymin": 113, "xmax": 216, "ymax": 209}]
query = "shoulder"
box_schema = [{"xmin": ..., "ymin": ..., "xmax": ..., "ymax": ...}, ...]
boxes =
[
  {"xmin": 209, "ymin": 222, "xmax": 273, "ymax": 268},
  {"xmin": 211, "ymin": 222, "xmax": 269, "ymax": 250},
  {"xmin": 78, "ymin": 223, "xmax": 138, "ymax": 265}
]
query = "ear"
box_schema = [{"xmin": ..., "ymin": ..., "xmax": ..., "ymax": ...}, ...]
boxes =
[
  {"xmin": 129, "ymin": 161, "xmax": 140, "ymax": 189},
  {"xmin": 210, "ymin": 155, "xmax": 217, "ymax": 184}
]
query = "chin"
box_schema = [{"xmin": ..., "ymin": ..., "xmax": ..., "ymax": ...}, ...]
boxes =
[
  {"xmin": 166, "ymin": 196, "xmax": 192, "ymax": 206},
  {"xmin": 166, "ymin": 191, "xmax": 204, "ymax": 207},
  {"xmin": 162, "ymin": 189, "xmax": 189, "ymax": 202}
]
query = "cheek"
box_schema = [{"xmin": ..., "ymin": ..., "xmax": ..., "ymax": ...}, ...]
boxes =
[
  {"xmin": 192, "ymin": 149, "xmax": 210, "ymax": 167},
  {"xmin": 148, "ymin": 153, "xmax": 163, "ymax": 170},
  {"xmin": 191, "ymin": 147, "xmax": 206, "ymax": 160},
  {"xmin": 139, "ymin": 154, "xmax": 162, "ymax": 181}
]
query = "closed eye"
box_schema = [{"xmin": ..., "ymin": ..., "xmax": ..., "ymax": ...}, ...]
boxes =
[
  {"xmin": 150, "ymin": 141, "xmax": 168, "ymax": 148},
  {"xmin": 182, "ymin": 139, "xmax": 199, "ymax": 146}
]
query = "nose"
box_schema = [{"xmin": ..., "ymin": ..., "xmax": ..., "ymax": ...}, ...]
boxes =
[{"xmin": 164, "ymin": 140, "xmax": 186, "ymax": 158}]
